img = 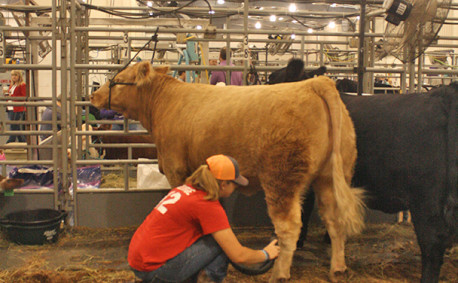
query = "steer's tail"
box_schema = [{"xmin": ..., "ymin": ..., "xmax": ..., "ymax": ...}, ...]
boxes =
[{"xmin": 311, "ymin": 76, "xmax": 366, "ymax": 236}]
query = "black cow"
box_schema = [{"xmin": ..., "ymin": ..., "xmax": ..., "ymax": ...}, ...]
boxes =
[
  {"xmin": 267, "ymin": 58, "xmax": 327, "ymax": 84},
  {"xmin": 268, "ymin": 60, "xmax": 397, "ymax": 94},
  {"xmin": 336, "ymin": 78, "xmax": 399, "ymax": 94},
  {"xmin": 270, "ymin": 59, "xmax": 457, "ymax": 283}
]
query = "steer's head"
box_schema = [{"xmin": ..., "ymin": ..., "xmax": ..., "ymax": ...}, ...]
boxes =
[{"xmin": 90, "ymin": 61, "xmax": 169, "ymax": 120}]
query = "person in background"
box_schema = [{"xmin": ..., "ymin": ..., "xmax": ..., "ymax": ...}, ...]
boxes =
[
  {"xmin": 209, "ymin": 58, "xmax": 218, "ymax": 67},
  {"xmin": 40, "ymin": 94, "xmax": 62, "ymax": 141},
  {"xmin": 178, "ymin": 70, "xmax": 186, "ymax": 82},
  {"xmin": 4, "ymin": 70, "xmax": 26, "ymax": 143},
  {"xmin": 210, "ymin": 47, "xmax": 243, "ymax": 86},
  {"xmin": 128, "ymin": 154, "xmax": 279, "ymax": 283},
  {"xmin": 375, "ymin": 76, "xmax": 390, "ymax": 85},
  {"xmin": 99, "ymin": 109, "xmax": 139, "ymax": 130}
]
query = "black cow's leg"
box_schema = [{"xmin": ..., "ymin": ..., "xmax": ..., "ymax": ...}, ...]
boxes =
[
  {"xmin": 297, "ymin": 189, "xmax": 315, "ymax": 248},
  {"xmin": 409, "ymin": 204, "xmax": 448, "ymax": 283}
]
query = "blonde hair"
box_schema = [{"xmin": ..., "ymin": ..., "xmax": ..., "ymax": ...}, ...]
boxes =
[
  {"xmin": 11, "ymin": 70, "xmax": 24, "ymax": 86},
  {"xmin": 185, "ymin": 165, "xmax": 222, "ymax": 201}
]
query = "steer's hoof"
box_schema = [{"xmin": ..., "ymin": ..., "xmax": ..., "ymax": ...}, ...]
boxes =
[{"xmin": 329, "ymin": 268, "xmax": 348, "ymax": 282}]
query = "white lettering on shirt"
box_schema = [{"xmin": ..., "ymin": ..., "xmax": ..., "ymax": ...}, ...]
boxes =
[
  {"xmin": 176, "ymin": 185, "xmax": 195, "ymax": 196},
  {"xmin": 155, "ymin": 191, "xmax": 181, "ymax": 214}
]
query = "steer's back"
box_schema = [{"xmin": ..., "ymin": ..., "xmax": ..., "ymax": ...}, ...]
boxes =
[{"xmin": 155, "ymin": 76, "xmax": 351, "ymax": 184}]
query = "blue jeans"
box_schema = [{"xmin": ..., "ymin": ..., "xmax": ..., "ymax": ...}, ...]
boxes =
[
  {"xmin": 7, "ymin": 111, "xmax": 26, "ymax": 143},
  {"xmin": 131, "ymin": 235, "xmax": 229, "ymax": 283}
]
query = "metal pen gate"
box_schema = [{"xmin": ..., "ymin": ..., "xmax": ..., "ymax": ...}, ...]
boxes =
[{"xmin": 0, "ymin": 0, "xmax": 457, "ymax": 227}]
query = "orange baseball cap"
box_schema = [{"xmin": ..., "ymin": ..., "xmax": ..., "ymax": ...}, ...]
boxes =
[{"xmin": 206, "ymin": 154, "xmax": 249, "ymax": 186}]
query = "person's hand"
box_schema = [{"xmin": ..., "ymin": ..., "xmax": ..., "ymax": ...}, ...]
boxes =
[{"xmin": 263, "ymin": 239, "xmax": 280, "ymax": 260}]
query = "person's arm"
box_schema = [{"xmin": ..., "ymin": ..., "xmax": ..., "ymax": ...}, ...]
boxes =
[{"xmin": 212, "ymin": 228, "xmax": 279, "ymax": 265}]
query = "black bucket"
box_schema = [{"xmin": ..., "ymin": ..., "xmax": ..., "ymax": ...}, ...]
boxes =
[{"xmin": 0, "ymin": 209, "xmax": 67, "ymax": 245}]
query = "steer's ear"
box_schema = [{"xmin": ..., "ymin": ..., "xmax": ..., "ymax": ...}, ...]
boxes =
[
  {"xmin": 153, "ymin": 66, "xmax": 170, "ymax": 75},
  {"xmin": 136, "ymin": 61, "xmax": 153, "ymax": 82}
]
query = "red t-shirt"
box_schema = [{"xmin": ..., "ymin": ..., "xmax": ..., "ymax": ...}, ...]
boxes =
[
  {"xmin": 128, "ymin": 185, "xmax": 230, "ymax": 272},
  {"xmin": 9, "ymin": 83, "xmax": 26, "ymax": 112}
]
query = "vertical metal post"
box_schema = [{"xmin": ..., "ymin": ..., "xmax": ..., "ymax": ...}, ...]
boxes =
[
  {"xmin": 84, "ymin": 7, "xmax": 90, "ymax": 98},
  {"xmin": 400, "ymin": 67, "xmax": 407, "ymax": 94},
  {"xmin": 417, "ymin": 54, "xmax": 423, "ymax": 93},
  {"xmin": 416, "ymin": 25, "xmax": 424, "ymax": 93},
  {"xmin": 300, "ymin": 35, "xmax": 304, "ymax": 61},
  {"xmin": 242, "ymin": 0, "xmax": 249, "ymax": 86},
  {"xmin": 24, "ymin": 1, "xmax": 31, "ymax": 148},
  {"xmin": 59, "ymin": 0, "xmax": 69, "ymax": 215},
  {"xmin": 368, "ymin": 18, "xmax": 375, "ymax": 94},
  {"xmin": 319, "ymin": 43, "xmax": 324, "ymax": 66},
  {"xmin": 408, "ymin": 60, "xmax": 415, "ymax": 93},
  {"xmin": 225, "ymin": 17, "xmax": 230, "ymax": 85},
  {"xmin": 357, "ymin": 0, "xmax": 366, "ymax": 95},
  {"xmin": 51, "ymin": 0, "xmax": 58, "ymax": 209},
  {"xmin": 69, "ymin": 0, "xmax": 79, "ymax": 226}
]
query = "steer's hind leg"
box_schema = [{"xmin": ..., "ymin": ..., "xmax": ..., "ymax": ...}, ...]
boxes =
[
  {"xmin": 161, "ymin": 154, "xmax": 190, "ymax": 187},
  {"xmin": 313, "ymin": 176, "xmax": 348, "ymax": 282},
  {"xmin": 409, "ymin": 197, "xmax": 449, "ymax": 283},
  {"xmin": 264, "ymin": 186, "xmax": 303, "ymax": 283}
]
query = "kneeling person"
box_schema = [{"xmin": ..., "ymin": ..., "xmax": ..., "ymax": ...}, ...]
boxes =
[{"xmin": 128, "ymin": 154, "xmax": 279, "ymax": 282}]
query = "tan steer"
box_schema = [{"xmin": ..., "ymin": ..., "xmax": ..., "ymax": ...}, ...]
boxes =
[{"xmin": 90, "ymin": 61, "xmax": 365, "ymax": 282}]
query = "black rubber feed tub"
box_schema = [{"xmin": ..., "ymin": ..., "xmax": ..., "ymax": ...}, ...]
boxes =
[
  {"xmin": 230, "ymin": 258, "xmax": 275, "ymax": 275},
  {"xmin": 0, "ymin": 209, "xmax": 67, "ymax": 245}
]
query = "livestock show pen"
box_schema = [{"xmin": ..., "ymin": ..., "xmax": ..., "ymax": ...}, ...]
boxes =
[{"xmin": 0, "ymin": 1, "xmax": 457, "ymax": 282}]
